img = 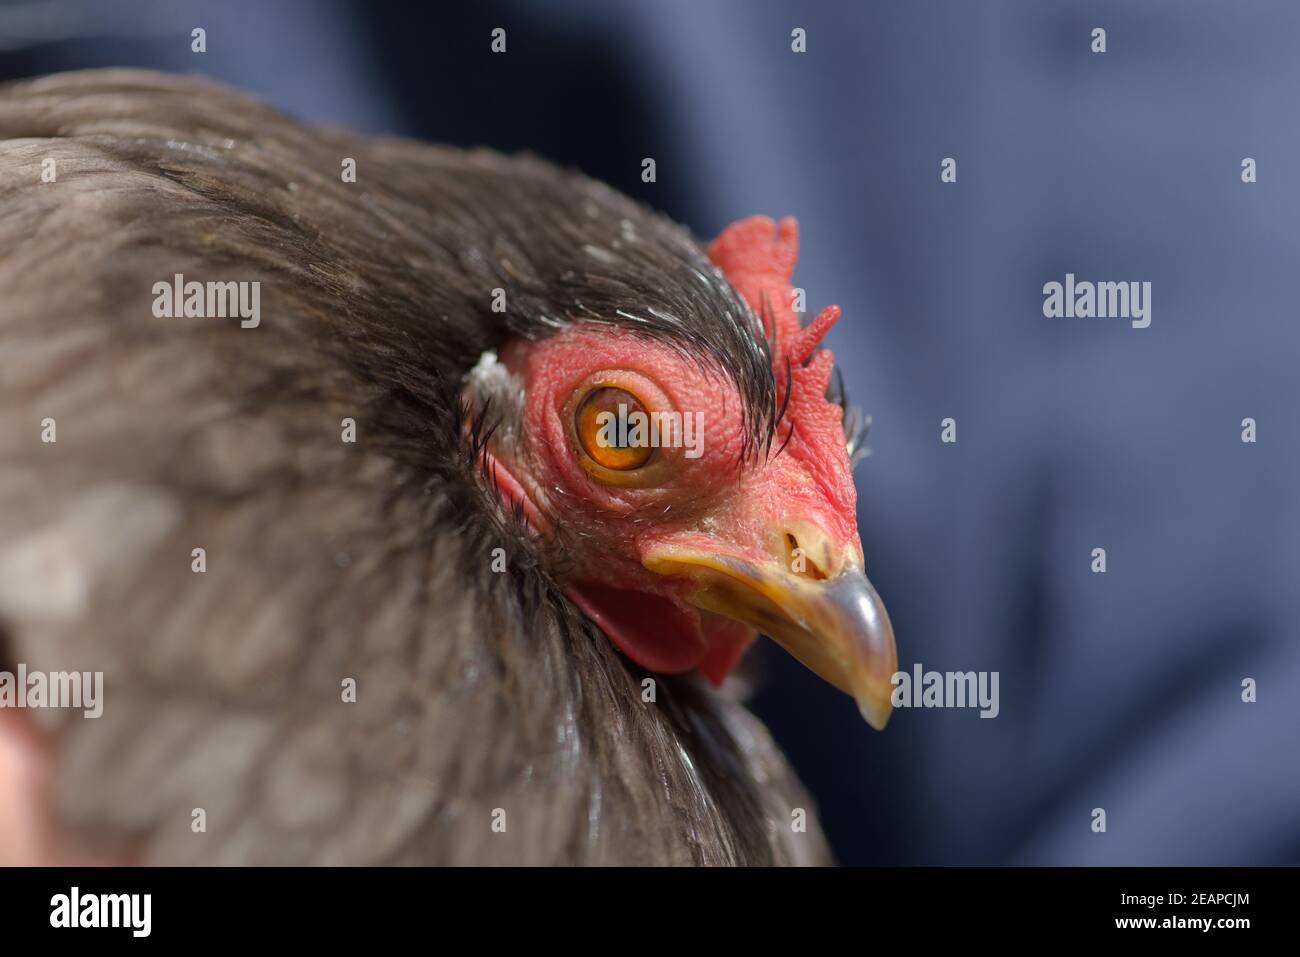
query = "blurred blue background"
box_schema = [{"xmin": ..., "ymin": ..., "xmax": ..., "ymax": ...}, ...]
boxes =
[{"xmin": 3, "ymin": 0, "xmax": 1295, "ymax": 864}]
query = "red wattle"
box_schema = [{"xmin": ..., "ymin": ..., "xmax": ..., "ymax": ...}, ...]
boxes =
[{"xmin": 565, "ymin": 582, "xmax": 707, "ymax": 674}]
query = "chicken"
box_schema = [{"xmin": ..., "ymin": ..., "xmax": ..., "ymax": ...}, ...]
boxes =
[{"xmin": 0, "ymin": 69, "xmax": 895, "ymax": 865}]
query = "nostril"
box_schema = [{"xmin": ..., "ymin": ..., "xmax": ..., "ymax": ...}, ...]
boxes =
[{"xmin": 784, "ymin": 533, "xmax": 829, "ymax": 581}]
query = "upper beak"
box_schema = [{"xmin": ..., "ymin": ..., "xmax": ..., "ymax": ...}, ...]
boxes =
[{"xmin": 642, "ymin": 529, "xmax": 898, "ymax": 729}]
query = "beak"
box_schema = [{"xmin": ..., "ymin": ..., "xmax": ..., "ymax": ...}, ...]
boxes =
[{"xmin": 643, "ymin": 529, "xmax": 898, "ymax": 729}]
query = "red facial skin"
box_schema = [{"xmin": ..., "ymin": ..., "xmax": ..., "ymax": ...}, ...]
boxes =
[{"xmin": 484, "ymin": 216, "xmax": 863, "ymax": 686}]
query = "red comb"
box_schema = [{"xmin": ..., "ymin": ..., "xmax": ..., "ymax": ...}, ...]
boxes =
[{"xmin": 707, "ymin": 215, "xmax": 840, "ymax": 418}]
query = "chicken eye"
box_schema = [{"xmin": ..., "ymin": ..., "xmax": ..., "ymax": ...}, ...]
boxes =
[{"xmin": 575, "ymin": 386, "xmax": 655, "ymax": 471}]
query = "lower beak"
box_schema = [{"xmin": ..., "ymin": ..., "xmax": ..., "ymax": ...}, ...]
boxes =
[{"xmin": 642, "ymin": 539, "xmax": 898, "ymax": 729}]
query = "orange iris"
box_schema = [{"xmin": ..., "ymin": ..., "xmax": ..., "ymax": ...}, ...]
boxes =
[{"xmin": 575, "ymin": 386, "xmax": 654, "ymax": 471}]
